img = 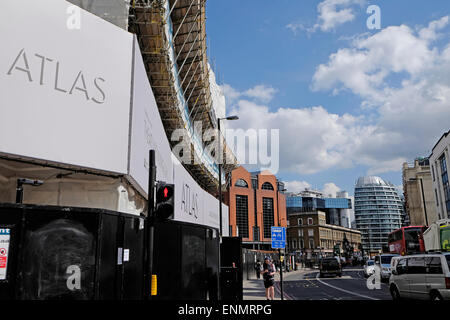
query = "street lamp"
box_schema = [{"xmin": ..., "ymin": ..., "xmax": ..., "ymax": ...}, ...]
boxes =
[
  {"xmin": 16, "ymin": 178, "xmax": 44, "ymax": 204},
  {"xmin": 217, "ymin": 115, "xmax": 239, "ymax": 238}
]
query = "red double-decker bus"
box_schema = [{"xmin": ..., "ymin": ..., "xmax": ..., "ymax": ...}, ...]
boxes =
[{"xmin": 388, "ymin": 226, "xmax": 427, "ymax": 255}]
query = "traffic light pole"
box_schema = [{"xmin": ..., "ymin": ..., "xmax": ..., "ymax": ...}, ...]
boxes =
[{"xmin": 146, "ymin": 149, "xmax": 156, "ymax": 300}]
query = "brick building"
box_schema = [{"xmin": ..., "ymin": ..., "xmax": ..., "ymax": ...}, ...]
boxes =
[
  {"xmin": 287, "ymin": 210, "xmax": 361, "ymax": 259},
  {"xmin": 224, "ymin": 167, "xmax": 287, "ymax": 250}
]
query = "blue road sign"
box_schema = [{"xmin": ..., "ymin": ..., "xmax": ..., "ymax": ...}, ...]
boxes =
[{"xmin": 271, "ymin": 226, "xmax": 286, "ymax": 249}]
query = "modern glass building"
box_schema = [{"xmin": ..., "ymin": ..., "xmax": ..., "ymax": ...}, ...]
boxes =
[
  {"xmin": 354, "ymin": 176, "xmax": 403, "ymax": 254},
  {"xmin": 286, "ymin": 191, "xmax": 352, "ymax": 227}
]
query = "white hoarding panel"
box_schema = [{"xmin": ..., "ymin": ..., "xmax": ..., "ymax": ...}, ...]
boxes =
[
  {"xmin": 128, "ymin": 38, "xmax": 174, "ymax": 196},
  {"xmin": 0, "ymin": 0, "xmax": 133, "ymax": 174},
  {"xmin": 173, "ymin": 159, "xmax": 229, "ymax": 234}
]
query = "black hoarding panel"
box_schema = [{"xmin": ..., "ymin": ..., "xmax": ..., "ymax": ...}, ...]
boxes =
[
  {"xmin": 122, "ymin": 216, "xmax": 145, "ymax": 300},
  {"xmin": 220, "ymin": 237, "xmax": 243, "ymax": 300},
  {"xmin": 180, "ymin": 224, "xmax": 206, "ymax": 300},
  {"xmin": 97, "ymin": 213, "xmax": 120, "ymax": 300},
  {"xmin": 153, "ymin": 221, "xmax": 181, "ymax": 300},
  {"xmin": 220, "ymin": 237, "xmax": 242, "ymax": 268},
  {"xmin": 18, "ymin": 209, "xmax": 99, "ymax": 300},
  {"xmin": 153, "ymin": 221, "xmax": 220, "ymax": 300},
  {"xmin": 205, "ymin": 228, "xmax": 219, "ymax": 300}
]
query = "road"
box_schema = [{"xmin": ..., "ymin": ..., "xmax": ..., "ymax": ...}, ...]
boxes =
[{"xmin": 277, "ymin": 267, "xmax": 392, "ymax": 300}]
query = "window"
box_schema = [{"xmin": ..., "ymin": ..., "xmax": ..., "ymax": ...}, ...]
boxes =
[
  {"xmin": 299, "ymin": 239, "xmax": 304, "ymax": 249},
  {"xmin": 425, "ymin": 257, "xmax": 443, "ymax": 274},
  {"xmin": 407, "ymin": 257, "xmax": 426, "ymax": 274},
  {"xmin": 298, "ymin": 229, "xmax": 303, "ymax": 237},
  {"xmin": 235, "ymin": 195, "xmax": 249, "ymax": 238},
  {"xmin": 262, "ymin": 197, "xmax": 274, "ymax": 238},
  {"xmin": 308, "ymin": 229, "xmax": 314, "ymax": 237},
  {"xmin": 309, "ymin": 239, "xmax": 315, "ymax": 249},
  {"xmin": 261, "ymin": 182, "xmax": 274, "ymax": 190},
  {"xmin": 235, "ymin": 179, "xmax": 248, "ymax": 188},
  {"xmin": 439, "ymin": 155, "xmax": 450, "ymax": 213},
  {"xmin": 307, "ymin": 218, "xmax": 313, "ymax": 225},
  {"xmin": 298, "ymin": 218, "xmax": 303, "ymax": 226},
  {"xmin": 396, "ymin": 258, "xmax": 407, "ymax": 274}
]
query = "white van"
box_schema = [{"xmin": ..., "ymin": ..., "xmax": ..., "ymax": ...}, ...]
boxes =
[{"xmin": 389, "ymin": 253, "xmax": 450, "ymax": 300}]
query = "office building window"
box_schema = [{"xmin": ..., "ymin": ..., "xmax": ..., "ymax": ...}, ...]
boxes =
[
  {"xmin": 308, "ymin": 229, "xmax": 314, "ymax": 237},
  {"xmin": 262, "ymin": 197, "xmax": 274, "ymax": 238},
  {"xmin": 307, "ymin": 218, "xmax": 313, "ymax": 225},
  {"xmin": 235, "ymin": 195, "xmax": 249, "ymax": 238},
  {"xmin": 298, "ymin": 229, "xmax": 303, "ymax": 237},
  {"xmin": 309, "ymin": 239, "xmax": 315, "ymax": 249},
  {"xmin": 235, "ymin": 179, "xmax": 248, "ymax": 188},
  {"xmin": 262, "ymin": 182, "xmax": 274, "ymax": 190},
  {"xmin": 298, "ymin": 218, "xmax": 303, "ymax": 225},
  {"xmin": 439, "ymin": 155, "xmax": 450, "ymax": 213}
]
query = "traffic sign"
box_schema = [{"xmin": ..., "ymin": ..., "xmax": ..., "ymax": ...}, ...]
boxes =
[{"xmin": 271, "ymin": 226, "xmax": 286, "ymax": 249}]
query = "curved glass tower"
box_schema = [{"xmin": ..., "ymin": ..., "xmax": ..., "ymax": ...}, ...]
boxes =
[{"xmin": 354, "ymin": 176, "xmax": 403, "ymax": 253}]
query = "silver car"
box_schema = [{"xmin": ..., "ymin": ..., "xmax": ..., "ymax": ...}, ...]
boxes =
[{"xmin": 363, "ymin": 259, "xmax": 375, "ymax": 277}]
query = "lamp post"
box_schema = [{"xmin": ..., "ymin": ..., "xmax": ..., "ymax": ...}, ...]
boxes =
[
  {"xmin": 16, "ymin": 178, "xmax": 44, "ymax": 204},
  {"xmin": 217, "ymin": 115, "xmax": 239, "ymax": 238}
]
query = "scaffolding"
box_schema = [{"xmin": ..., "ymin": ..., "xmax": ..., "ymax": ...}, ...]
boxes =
[{"xmin": 129, "ymin": 0, "xmax": 237, "ymax": 195}]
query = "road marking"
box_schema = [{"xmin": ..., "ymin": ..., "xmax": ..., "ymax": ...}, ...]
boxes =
[
  {"xmin": 343, "ymin": 268, "xmax": 364, "ymax": 271},
  {"xmin": 315, "ymin": 273, "xmax": 379, "ymax": 300}
]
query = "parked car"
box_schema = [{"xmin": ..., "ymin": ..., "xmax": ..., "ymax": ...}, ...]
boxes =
[
  {"xmin": 363, "ymin": 259, "xmax": 375, "ymax": 278},
  {"xmin": 319, "ymin": 257, "xmax": 342, "ymax": 277},
  {"xmin": 374, "ymin": 254, "xmax": 398, "ymax": 282},
  {"xmin": 389, "ymin": 253, "xmax": 450, "ymax": 300}
]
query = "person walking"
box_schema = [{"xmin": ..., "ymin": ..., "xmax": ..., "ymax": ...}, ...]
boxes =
[
  {"xmin": 262, "ymin": 257, "xmax": 276, "ymax": 300},
  {"xmin": 254, "ymin": 260, "xmax": 262, "ymax": 279}
]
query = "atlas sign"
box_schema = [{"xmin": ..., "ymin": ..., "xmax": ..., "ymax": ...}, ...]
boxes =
[{"xmin": 7, "ymin": 48, "xmax": 106, "ymax": 104}]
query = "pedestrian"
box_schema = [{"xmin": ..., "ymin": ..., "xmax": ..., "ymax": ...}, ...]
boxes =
[
  {"xmin": 254, "ymin": 259, "xmax": 262, "ymax": 279},
  {"xmin": 262, "ymin": 257, "xmax": 276, "ymax": 300}
]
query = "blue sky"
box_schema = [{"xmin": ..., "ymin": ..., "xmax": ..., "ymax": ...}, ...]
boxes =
[{"xmin": 206, "ymin": 0, "xmax": 450, "ymax": 196}]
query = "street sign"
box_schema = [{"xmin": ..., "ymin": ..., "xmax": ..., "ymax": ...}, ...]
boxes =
[{"xmin": 271, "ymin": 226, "xmax": 286, "ymax": 249}]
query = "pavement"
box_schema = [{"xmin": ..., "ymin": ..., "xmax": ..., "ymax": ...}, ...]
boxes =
[{"xmin": 243, "ymin": 267, "xmax": 317, "ymax": 300}]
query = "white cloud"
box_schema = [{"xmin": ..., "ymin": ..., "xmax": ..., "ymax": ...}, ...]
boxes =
[
  {"xmin": 284, "ymin": 180, "xmax": 311, "ymax": 192},
  {"xmin": 244, "ymin": 85, "xmax": 278, "ymax": 103},
  {"xmin": 322, "ymin": 182, "xmax": 341, "ymax": 197},
  {"xmin": 311, "ymin": 16, "xmax": 450, "ymax": 172},
  {"xmin": 314, "ymin": 0, "xmax": 364, "ymax": 32},
  {"xmin": 284, "ymin": 180, "xmax": 343, "ymax": 198},
  {"xmin": 220, "ymin": 84, "xmax": 277, "ymax": 104},
  {"xmin": 228, "ymin": 100, "xmax": 367, "ymax": 175},
  {"xmin": 286, "ymin": 22, "xmax": 305, "ymax": 36},
  {"xmin": 227, "ymin": 17, "xmax": 450, "ymax": 179},
  {"xmin": 287, "ymin": 0, "xmax": 365, "ymax": 35}
]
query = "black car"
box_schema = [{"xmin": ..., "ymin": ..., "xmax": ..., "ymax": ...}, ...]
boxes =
[{"xmin": 319, "ymin": 257, "xmax": 342, "ymax": 277}]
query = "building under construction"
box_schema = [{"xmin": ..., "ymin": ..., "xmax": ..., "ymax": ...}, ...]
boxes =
[{"xmin": 67, "ymin": 0, "xmax": 237, "ymax": 194}]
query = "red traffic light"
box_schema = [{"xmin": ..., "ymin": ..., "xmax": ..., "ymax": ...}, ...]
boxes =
[{"xmin": 164, "ymin": 187, "xmax": 169, "ymax": 198}]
